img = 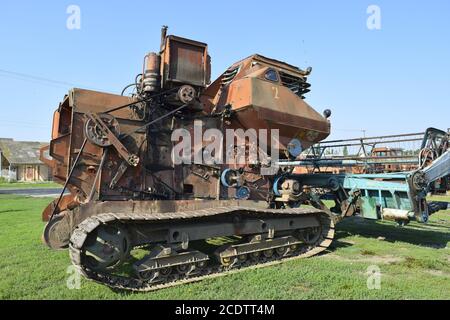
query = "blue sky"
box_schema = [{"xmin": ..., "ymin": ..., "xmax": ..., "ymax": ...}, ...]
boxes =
[{"xmin": 0, "ymin": 0, "xmax": 449, "ymax": 142}]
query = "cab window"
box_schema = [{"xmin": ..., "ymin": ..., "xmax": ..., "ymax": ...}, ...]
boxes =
[{"xmin": 265, "ymin": 69, "xmax": 279, "ymax": 82}]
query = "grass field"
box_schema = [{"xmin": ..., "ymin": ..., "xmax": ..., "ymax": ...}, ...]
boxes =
[
  {"xmin": 0, "ymin": 181, "xmax": 60, "ymax": 189},
  {"xmin": 0, "ymin": 194, "xmax": 449, "ymax": 300}
]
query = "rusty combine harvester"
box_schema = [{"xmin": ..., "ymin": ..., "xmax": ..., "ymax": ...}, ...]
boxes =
[{"xmin": 40, "ymin": 27, "xmax": 450, "ymax": 291}]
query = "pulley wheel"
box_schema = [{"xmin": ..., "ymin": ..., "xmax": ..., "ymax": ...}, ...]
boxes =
[
  {"xmin": 84, "ymin": 113, "xmax": 120, "ymax": 147},
  {"xmin": 177, "ymin": 85, "xmax": 196, "ymax": 105}
]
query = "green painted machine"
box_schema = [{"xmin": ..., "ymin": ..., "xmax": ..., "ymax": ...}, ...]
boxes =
[{"xmin": 274, "ymin": 127, "xmax": 450, "ymax": 226}]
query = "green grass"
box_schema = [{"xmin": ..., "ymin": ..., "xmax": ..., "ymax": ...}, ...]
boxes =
[
  {"xmin": 429, "ymin": 195, "xmax": 450, "ymax": 202},
  {"xmin": 0, "ymin": 194, "xmax": 449, "ymax": 300},
  {"xmin": 0, "ymin": 181, "xmax": 60, "ymax": 189}
]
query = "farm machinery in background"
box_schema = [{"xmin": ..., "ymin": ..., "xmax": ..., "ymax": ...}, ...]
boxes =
[
  {"xmin": 39, "ymin": 26, "xmax": 450, "ymax": 291},
  {"xmin": 287, "ymin": 127, "xmax": 450, "ymax": 225}
]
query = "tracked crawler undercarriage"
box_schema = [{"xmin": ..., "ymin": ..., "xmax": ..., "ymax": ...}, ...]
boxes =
[
  {"xmin": 41, "ymin": 27, "xmax": 449, "ymax": 291},
  {"xmin": 67, "ymin": 201, "xmax": 334, "ymax": 291}
]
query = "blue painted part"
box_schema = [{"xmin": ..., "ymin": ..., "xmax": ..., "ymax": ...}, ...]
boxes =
[
  {"xmin": 220, "ymin": 169, "xmax": 232, "ymax": 187},
  {"xmin": 236, "ymin": 186, "xmax": 250, "ymax": 199},
  {"xmin": 342, "ymin": 177, "xmax": 409, "ymax": 192},
  {"xmin": 273, "ymin": 175, "xmax": 288, "ymax": 196},
  {"xmin": 341, "ymin": 175, "xmax": 411, "ymax": 211},
  {"xmin": 292, "ymin": 172, "xmax": 415, "ymax": 216},
  {"xmin": 287, "ymin": 138, "xmax": 303, "ymax": 157}
]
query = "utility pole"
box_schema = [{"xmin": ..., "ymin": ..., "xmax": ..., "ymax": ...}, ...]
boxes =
[{"xmin": 361, "ymin": 130, "xmax": 366, "ymax": 138}]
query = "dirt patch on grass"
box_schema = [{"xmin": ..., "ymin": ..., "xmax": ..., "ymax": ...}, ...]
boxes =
[
  {"xmin": 392, "ymin": 256, "xmax": 448, "ymax": 270},
  {"xmin": 322, "ymin": 253, "xmax": 404, "ymax": 264},
  {"xmin": 360, "ymin": 249, "xmax": 376, "ymax": 256},
  {"xmin": 289, "ymin": 282, "xmax": 313, "ymax": 293},
  {"xmin": 425, "ymin": 269, "xmax": 450, "ymax": 277}
]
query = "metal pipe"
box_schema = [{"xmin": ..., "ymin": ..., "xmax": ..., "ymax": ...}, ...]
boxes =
[
  {"xmin": 351, "ymin": 173, "xmax": 409, "ymax": 179},
  {"xmin": 321, "ymin": 132, "xmax": 425, "ymax": 144},
  {"xmin": 160, "ymin": 25, "xmax": 168, "ymax": 52},
  {"xmin": 316, "ymin": 137, "xmax": 424, "ymax": 149},
  {"xmin": 303, "ymin": 155, "xmax": 418, "ymax": 160},
  {"xmin": 275, "ymin": 159, "xmax": 419, "ymax": 167},
  {"xmin": 49, "ymin": 138, "xmax": 87, "ymax": 221},
  {"xmin": 382, "ymin": 208, "xmax": 412, "ymax": 221},
  {"xmin": 88, "ymin": 148, "xmax": 109, "ymax": 201},
  {"xmin": 122, "ymin": 103, "xmax": 188, "ymax": 139},
  {"xmin": 104, "ymin": 87, "xmax": 179, "ymax": 115}
]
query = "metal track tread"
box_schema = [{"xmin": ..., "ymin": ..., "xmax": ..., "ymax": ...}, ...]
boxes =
[{"xmin": 69, "ymin": 206, "xmax": 335, "ymax": 292}]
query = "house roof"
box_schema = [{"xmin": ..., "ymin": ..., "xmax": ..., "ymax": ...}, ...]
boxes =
[{"xmin": 0, "ymin": 138, "xmax": 48, "ymax": 165}]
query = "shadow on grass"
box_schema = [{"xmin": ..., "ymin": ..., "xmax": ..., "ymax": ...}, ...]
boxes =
[
  {"xmin": 335, "ymin": 217, "xmax": 450, "ymax": 249},
  {"xmin": 0, "ymin": 209, "xmax": 26, "ymax": 214},
  {"xmin": 327, "ymin": 239, "xmax": 353, "ymax": 251}
]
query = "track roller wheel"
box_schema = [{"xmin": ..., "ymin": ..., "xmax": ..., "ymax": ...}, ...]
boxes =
[
  {"xmin": 263, "ymin": 249, "xmax": 274, "ymax": 258},
  {"xmin": 159, "ymin": 267, "xmax": 172, "ymax": 277},
  {"xmin": 237, "ymin": 254, "xmax": 247, "ymax": 263},
  {"xmin": 138, "ymin": 270, "xmax": 158, "ymax": 282},
  {"xmin": 177, "ymin": 263, "xmax": 195, "ymax": 275},
  {"xmin": 249, "ymin": 251, "xmax": 260, "ymax": 261},
  {"xmin": 196, "ymin": 261, "xmax": 207, "ymax": 268},
  {"xmin": 275, "ymin": 246, "xmax": 289, "ymax": 257}
]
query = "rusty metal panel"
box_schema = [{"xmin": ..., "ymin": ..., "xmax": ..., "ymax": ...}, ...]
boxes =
[
  {"xmin": 69, "ymin": 89, "xmax": 143, "ymax": 120},
  {"xmin": 164, "ymin": 36, "xmax": 208, "ymax": 87},
  {"xmin": 221, "ymin": 77, "xmax": 330, "ymax": 149}
]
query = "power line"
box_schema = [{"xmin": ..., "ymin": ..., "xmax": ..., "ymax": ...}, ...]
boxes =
[
  {"xmin": 0, "ymin": 68, "xmax": 78, "ymax": 87},
  {"xmin": 334, "ymin": 128, "xmax": 368, "ymax": 133},
  {"xmin": 0, "ymin": 73, "xmax": 70, "ymax": 89},
  {"xmin": 0, "ymin": 68, "xmax": 106, "ymax": 91}
]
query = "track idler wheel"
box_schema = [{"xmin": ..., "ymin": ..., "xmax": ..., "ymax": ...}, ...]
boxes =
[
  {"xmin": 220, "ymin": 257, "xmax": 237, "ymax": 267},
  {"xmin": 82, "ymin": 225, "xmax": 131, "ymax": 271},
  {"xmin": 42, "ymin": 211, "xmax": 71, "ymax": 250}
]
